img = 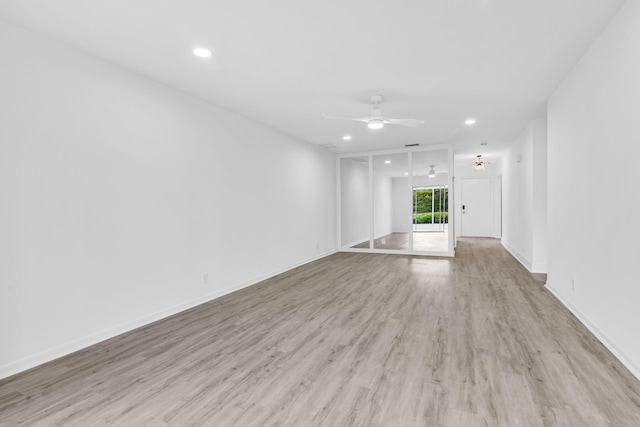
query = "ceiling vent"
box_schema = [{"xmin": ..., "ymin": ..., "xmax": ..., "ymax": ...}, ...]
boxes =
[
  {"xmin": 404, "ymin": 143, "xmax": 420, "ymax": 147},
  {"xmin": 318, "ymin": 144, "xmax": 338, "ymax": 150},
  {"xmin": 351, "ymin": 157, "xmax": 368, "ymax": 163}
]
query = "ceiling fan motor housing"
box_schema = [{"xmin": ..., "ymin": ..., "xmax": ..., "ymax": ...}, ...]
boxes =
[
  {"xmin": 370, "ymin": 94, "xmax": 384, "ymax": 104},
  {"xmin": 369, "ymin": 94, "xmax": 384, "ymax": 118}
]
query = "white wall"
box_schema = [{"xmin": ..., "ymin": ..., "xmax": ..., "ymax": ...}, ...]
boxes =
[
  {"xmin": 546, "ymin": 0, "xmax": 640, "ymax": 379},
  {"xmin": 391, "ymin": 178, "xmax": 410, "ymax": 233},
  {"xmin": 499, "ymin": 119, "xmax": 547, "ymax": 272},
  {"xmin": 413, "ymin": 175, "xmax": 449, "ymax": 188},
  {"xmin": 340, "ymin": 158, "xmax": 369, "ymax": 246},
  {"xmin": 0, "ymin": 21, "xmax": 337, "ymax": 379},
  {"xmin": 372, "ymin": 171, "xmax": 392, "ymax": 238},
  {"xmin": 340, "ymin": 160, "xmax": 393, "ymax": 244},
  {"xmin": 531, "ymin": 120, "xmax": 548, "ymax": 272},
  {"xmin": 501, "ymin": 129, "xmax": 528, "ymax": 262}
]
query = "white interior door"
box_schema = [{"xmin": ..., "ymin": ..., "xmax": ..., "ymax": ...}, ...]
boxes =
[{"xmin": 461, "ymin": 178, "xmax": 492, "ymax": 237}]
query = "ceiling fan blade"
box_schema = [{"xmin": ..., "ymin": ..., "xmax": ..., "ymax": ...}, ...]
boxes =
[
  {"xmin": 383, "ymin": 118, "xmax": 424, "ymax": 127},
  {"xmin": 322, "ymin": 113, "xmax": 371, "ymax": 123}
]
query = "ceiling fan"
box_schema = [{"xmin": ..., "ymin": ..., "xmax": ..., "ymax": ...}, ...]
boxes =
[{"xmin": 323, "ymin": 95, "xmax": 424, "ymax": 130}]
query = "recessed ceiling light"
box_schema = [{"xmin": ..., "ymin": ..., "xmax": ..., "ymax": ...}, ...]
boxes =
[
  {"xmin": 193, "ymin": 48, "xmax": 212, "ymax": 58},
  {"xmin": 343, "ymin": 135, "xmax": 352, "ymax": 141},
  {"xmin": 404, "ymin": 172, "xmax": 409, "ymax": 175},
  {"xmin": 385, "ymin": 160, "xmax": 391, "ymax": 164},
  {"xmin": 465, "ymin": 119, "xmax": 477, "ymax": 125}
]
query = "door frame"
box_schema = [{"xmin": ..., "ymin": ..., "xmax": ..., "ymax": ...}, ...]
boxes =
[{"xmin": 496, "ymin": 174, "xmax": 502, "ymax": 239}]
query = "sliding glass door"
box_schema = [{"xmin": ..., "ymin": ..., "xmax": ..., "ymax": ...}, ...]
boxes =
[
  {"xmin": 413, "ymin": 186, "xmax": 448, "ymax": 232},
  {"xmin": 411, "ymin": 149, "xmax": 450, "ymax": 253},
  {"xmin": 340, "ymin": 157, "xmax": 371, "ymax": 249},
  {"xmin": 373, "ymin": 152, "xmax": 409, "ymax": 251}
]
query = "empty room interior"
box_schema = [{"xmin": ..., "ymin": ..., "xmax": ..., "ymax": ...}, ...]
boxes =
[{"xmin": 1, "ymin": 1, "xmax": 640, "ymax": 425}]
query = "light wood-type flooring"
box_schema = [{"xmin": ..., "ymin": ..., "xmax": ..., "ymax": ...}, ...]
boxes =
[{"xmin": 1, "ymin": 238, "xmax": 640, "ymax": 426}]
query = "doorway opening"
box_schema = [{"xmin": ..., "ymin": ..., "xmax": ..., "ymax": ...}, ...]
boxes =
[{"xmin": 412, "ymin": 185, "xmax": 449, "ymax": 251}]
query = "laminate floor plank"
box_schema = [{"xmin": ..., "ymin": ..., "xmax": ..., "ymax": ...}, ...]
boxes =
[{"xmin": 1, "ymin": 238, "xmax": 640, "ymax": 426}]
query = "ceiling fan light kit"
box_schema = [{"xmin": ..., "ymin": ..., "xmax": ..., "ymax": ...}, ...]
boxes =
[{"xmin": 367, "ymin": 118, "xmax": 384, "ymax": 129}]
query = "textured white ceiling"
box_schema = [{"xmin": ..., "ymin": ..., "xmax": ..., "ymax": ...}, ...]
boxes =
[{"xmin": 0, "ymin": 0, "xmax": 626, "ymax": 164}]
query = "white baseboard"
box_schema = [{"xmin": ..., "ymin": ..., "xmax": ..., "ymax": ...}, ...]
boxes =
[
  {"xmin": 344, "ymin": 237, "xmax": 369, "ymax": 247},
  {"xmin": 342, "ymin": 232, "xmax": 402, "ymax": 249},
  {"xmin": 531, "ymin": 262, "xmax": 547, "ymax": 274},
  {"xmin": 0, "ymin": 249, "xmax": 337, "ymax": 381},
  {"xmin": 545, "ymin": 282, "xmax": 640, "ymax": 381},
  {"xmin": 501, "ymin": 240, "xmax": 532, "ymax": 271}
]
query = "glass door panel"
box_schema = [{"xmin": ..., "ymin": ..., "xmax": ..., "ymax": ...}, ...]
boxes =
[
  {"xmin": 340, "ymin": 157, "xmax": 371, "ymax": 249},
  {"xmin": 372, "ymin": 153, "xmax": 409, "ymax": 250},
  {"xmin": 411, "ymin": 150, "xmax": 449, "ymax": 253}
]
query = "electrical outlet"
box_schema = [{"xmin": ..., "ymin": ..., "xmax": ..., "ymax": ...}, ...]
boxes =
[
  {"xmin": 381, "ymin": 238, "xmax": 386, "ymax": 244},
  {"xmin": 316, "ymin": 241, "xmax": 319, "ymax": 249},
  {"xmin": 571, "ymin": 278, "xmax": 575, "ymax": 292},
  {"xmin": 202, "ymin": 273, "xmax": 209, "ymax": 285}
]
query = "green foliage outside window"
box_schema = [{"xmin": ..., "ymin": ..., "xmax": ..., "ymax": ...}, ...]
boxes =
[
  {"xmin": 413, "ymin": 188, "xmax": 448, "ymax": 223},
  {"xmin": 413, "ymin": 212, "xmax": 448, "ymax": 224}
]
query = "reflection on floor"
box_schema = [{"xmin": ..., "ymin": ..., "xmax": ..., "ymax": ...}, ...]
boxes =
[{"xmin": 351, "ymin": 231, "xmax": 448, "ymax": 252}]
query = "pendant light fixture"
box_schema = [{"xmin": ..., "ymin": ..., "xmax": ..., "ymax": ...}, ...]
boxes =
[
  {"xmin": 473, "ymin": 155, "xmax": 489, "ymax": 170},
  {"xmin": 428, "ymin": 165, "xmax": 436, "ymax": 178}
]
